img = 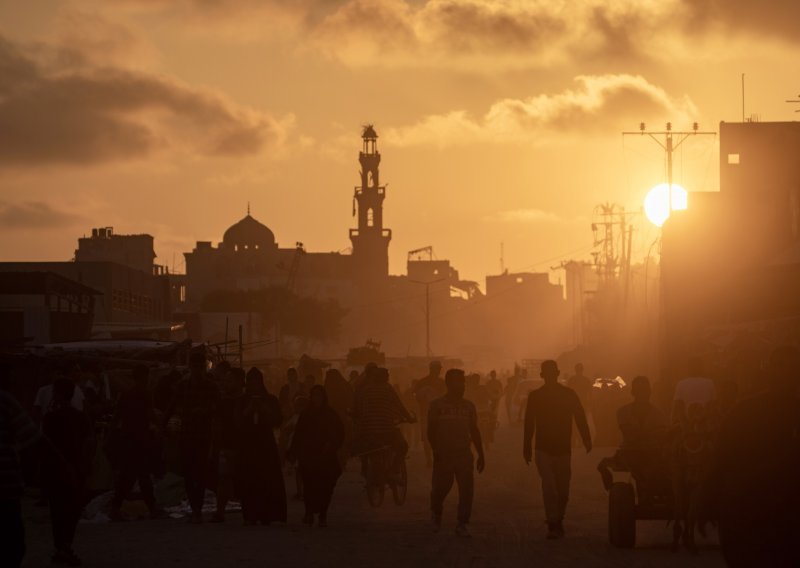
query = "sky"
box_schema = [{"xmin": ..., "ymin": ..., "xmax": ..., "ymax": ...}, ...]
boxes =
[{"xmin": 1, "ymin": 0, "xmax": 798, "ymax": 284}]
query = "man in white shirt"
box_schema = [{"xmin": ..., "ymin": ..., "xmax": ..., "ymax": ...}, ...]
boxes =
[{"xmin": 671, "ymin": 357, "xmax": 715, "ymax": 426}]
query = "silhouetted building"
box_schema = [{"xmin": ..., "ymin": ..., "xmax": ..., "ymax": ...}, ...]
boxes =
[
  {"xmin": 0, "ymin": 224, "xmax": 179, "ymax": 337},
  {"xmin": 182, "ymin": 213, "xmax": 357, "ymax": 308},
  {"xmin": 720, "ymin": 121, "xmax": 800, "ymax": 251},
  {"xmin": 0, "ymin": 261, "xmax": 173, "ymax": 326},
  {"xmin": 480, "ymin": 271, "xmax": 569, "ymax": 363},
  {"xmin": 76, "ymin": 227, "xmax": 156, "ymax": 275},
  {"xmin": 0, "ymin": 271, "xmax": 97, "ymax": 344},
  {"xmin": 661, "ymin": 121, "xmax": 800, "ymax": 383},
  {"xmin": 183, "ymin": 127, "xmax": 399, "ymax": 311},
  {"xmin": 350, "ymin": 125, "xmax": 392, "ymax": 282}
]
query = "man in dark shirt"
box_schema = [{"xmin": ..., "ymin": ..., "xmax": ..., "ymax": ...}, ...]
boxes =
[
  {"xmin": 597, "ymin": 376, "xmax": 666, "ymax": 492},
  {"xmin": 428, "ymin": 369, "xmax": 485, "ymax": 538},
  {"xmin": 110, "ymin": 364, "xmax": 161, "ymax": 521},
  {"xmin": 165, "ymin": 352, "xmax": 220, "ymax": 523},
  {"xmin": 617, "ymin": 376, "xmax": 666, "ymax": 451},
  {"xmin": 485, "ymin": 370, "xmax": 504, "ymax": 415},
  {"xmin": 523, "ymin": 360, "xmax": 591, "ymax": 539}
]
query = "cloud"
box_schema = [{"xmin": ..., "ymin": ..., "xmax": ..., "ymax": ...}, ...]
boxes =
[
  {"xmin": 307, "ymin": 0, "xmax": 787, "ymax": 68},
  {"xmin": 0, "ymin": 201, "xmax": 85, "ymax": 229},
  {"xmin": 685, "ymin": 0, "xmax": 800, "ymax": 41},
  {"xmin": 0, "ymin": 35, "xmax": 293, "ymax": 167},
  {"xmin": 51, "ymin": 9, "xmax": 160, "ymax": 68},
  {"xmin": 89, "ymin": 0, "xmax": 800, "ymax": 68},
  {"xmin": 384, "ymin": 74, "xmax": 697, "ymax": 147},
  {"xmin": 484, "ymin": 209, "xmax": 562, "ymax": 224}
]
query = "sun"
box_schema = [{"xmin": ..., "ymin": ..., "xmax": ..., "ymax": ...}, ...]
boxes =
[{"xmin": 644, "ymin": 183, "xmax": 688, "ymax": 227}]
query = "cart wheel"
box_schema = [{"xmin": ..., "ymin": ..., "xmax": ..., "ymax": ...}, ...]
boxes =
[
  {"xmin": 609, "ymin": 482, "xmax": 636, "ymax": 548},
  {"xmin": 391, "ymin": 459, "xmax": 408, "ymax": 505}
]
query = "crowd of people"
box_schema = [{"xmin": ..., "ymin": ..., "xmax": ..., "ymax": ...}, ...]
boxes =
[{"xmin": 1, "ymin": 347, "xmax": 798, "ymax": 567}]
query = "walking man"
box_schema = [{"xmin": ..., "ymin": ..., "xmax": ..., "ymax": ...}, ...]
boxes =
[
  {"xmin": 164, "ymin": 352, "xmax": 219, "ymax": 523},
  {"xmin": 110, "ymin": 364, "xmax": 161, "ymax": 521},
  {"xmin": 523, "ymin": 360, "xmax": 591, "ymax": 539},
  {"xmin": 428, "ymin": 368, "xmax": 485, "ymax": 537}
]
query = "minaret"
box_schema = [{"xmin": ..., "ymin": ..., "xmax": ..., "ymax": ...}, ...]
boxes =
[{"xmin": 350, "ymin": 125, "xmax": 391, "ymax": 280}]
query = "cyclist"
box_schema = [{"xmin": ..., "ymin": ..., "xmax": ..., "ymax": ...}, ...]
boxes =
[{"xmin": 353, "ymin": 367, "xmax": 415, "ymax": 476}]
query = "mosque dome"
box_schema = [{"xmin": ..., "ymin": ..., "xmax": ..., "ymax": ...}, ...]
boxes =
[{"xmin": 222, "ymin": 214, "xmax": 276, "ymax": 251}]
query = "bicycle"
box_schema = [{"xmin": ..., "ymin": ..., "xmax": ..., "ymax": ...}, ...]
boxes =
[{"xmin": 362, "ymin": 443, "xmax": 408, "ymax": 507}]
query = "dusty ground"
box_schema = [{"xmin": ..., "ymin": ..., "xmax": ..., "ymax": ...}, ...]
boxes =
[{"xmin": 23, "ymin": 423, "xmax": 725, "ymax": 568}]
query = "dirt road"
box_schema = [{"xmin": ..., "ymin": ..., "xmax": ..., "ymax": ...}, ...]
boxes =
[{"xmin": 23, "ymin": 422, "xmax": 725, "ymax": 567}]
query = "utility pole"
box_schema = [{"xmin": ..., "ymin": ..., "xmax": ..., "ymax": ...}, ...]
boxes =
[
  {"xmin": 624, "ymin": 225, "xmax": 633, "ymax": 306},
  {"xmin": 591, "ymin": 203, "xmax": 636, "ymax": 283},
  {"xmin": 623, "ymin": 122, "xmax": 716, "ymax": 214},
  {"xmin": 409, "ymin": 277, "xmax": 446, "ymax": 357}
]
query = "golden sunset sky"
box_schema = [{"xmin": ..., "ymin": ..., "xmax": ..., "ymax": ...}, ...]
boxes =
[{"xmin": 1, "ymin": 0, "xmax": 798, "ymax": 283}]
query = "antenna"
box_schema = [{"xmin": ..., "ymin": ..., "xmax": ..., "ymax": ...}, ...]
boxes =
[
  {"xmin": 741, "ymin": 73, "xmax": 745, "ymax": 122},
  {"xmin": 500, "ymin": 242, "xmax": 505, "ymax": 273}
]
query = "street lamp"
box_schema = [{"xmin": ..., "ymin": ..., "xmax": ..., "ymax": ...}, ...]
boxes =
[{"xmin": 408, "ymin": 277, "xmax": 447, "ymax": 357}]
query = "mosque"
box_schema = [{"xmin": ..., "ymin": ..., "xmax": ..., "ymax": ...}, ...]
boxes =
[
  {"xmin": 183, "ymin": 126, "xmax": 391, "ymax": 312},
  {"xmin": 180, "ymin": 126, "xmax": 569, "ymax": 362}
]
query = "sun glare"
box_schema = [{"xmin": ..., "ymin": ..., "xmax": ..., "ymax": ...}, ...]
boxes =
[{"xmin": 644, "ymin": 183, "xmax": 688, "ymax": 227}]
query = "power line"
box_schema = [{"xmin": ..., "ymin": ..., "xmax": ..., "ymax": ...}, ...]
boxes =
[{"xmin": 622, "ymin": 122, "xmax": 716, "ymax": 214}]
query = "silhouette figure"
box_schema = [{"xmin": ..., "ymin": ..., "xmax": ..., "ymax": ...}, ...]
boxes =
[
  {"xmin": 523, "ymin": 360, "xmax": 591, "ymax": 539},
  {"xmin": 164, "ymin": 352, "xmax": 220, "ymax": 523},
  {"xmin": 289, "ymin": 385, "xmax": 345, "ymax": 527},
  {"xmin": 236, "ymin": 368, "xmax": 286, "ymax": 526},
  {"xmin": 42, "ymin": 377, "xmax": 93, "ymax": 566},
  {"xmin": 211, "ymin": 367, "xmax": 244, "ymax": 523},
  {"xmin": 428, "ymin": 368, "xmax": 485, "ymax": 537},
  {"xmin": 707, "ymin": 346, "xmax": 800, "ymax": 567},
  {"xmin": 110, "ymin": 364, "xmax": 161, "ymax": 521}
]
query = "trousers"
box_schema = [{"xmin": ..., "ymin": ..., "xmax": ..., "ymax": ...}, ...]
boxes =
[
  {"xmin": 180, "ymin": 436, "xmax": 211, "ymax": 515},
  {"xmin": 535, "ymin": 450, "xmax": 572, "ymax": 523},
  {"xmin": 0, "ymin": 499, "xmax": 25, "ymax": 567},
  {"xmin": 49, "ymin": 493, "xmax": 82, "ymax": 552},
  {"xmin": 431, "ymin": 452, "xmax": 474, "ymax": 524}
]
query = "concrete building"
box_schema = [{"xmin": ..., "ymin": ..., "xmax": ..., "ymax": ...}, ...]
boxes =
[
  {"xmin": 76, "ymin": 227, "xmax": 156, "ymax": 275},
  {"xmin": 0, "ymin": 271, "xmax": 97, "ymax": 344},
  {"xmin": 0, "ymin": 226, "xmax": 181, "ymax": 340},
  {"xmin": 0, "ymin": 261, "xmax": 172, "ymax": 325},
  {"xmin": 661, "ymin": 120, "xmax": 800, "ymax": 383},
  {"xmin": 183, "ymin": 214, "xmax": 357, "ymax": 308}
]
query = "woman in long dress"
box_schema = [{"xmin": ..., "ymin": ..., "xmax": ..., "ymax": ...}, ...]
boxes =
[
  {"xmin": 289, "ymin": 384, "xmax": 345, "ymax": 527},
  {"xmin": 236, "ymin": 367, "xmax": 287, "ymax": 525}
]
